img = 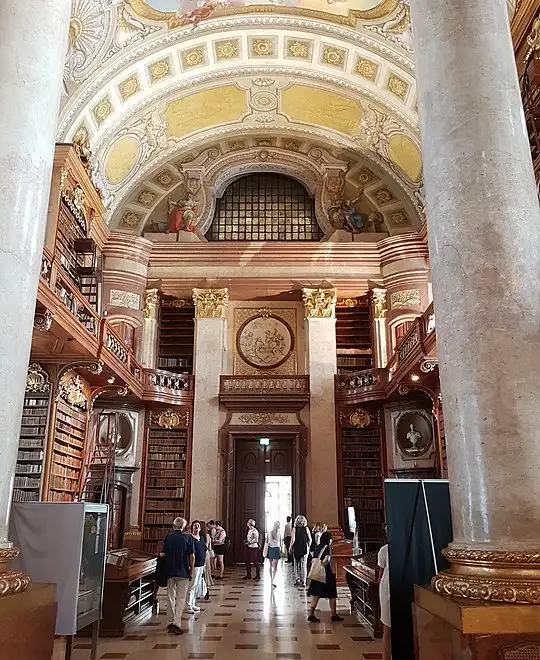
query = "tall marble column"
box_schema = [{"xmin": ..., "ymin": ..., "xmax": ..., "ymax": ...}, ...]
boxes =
[
  {"xmin": 370, "ymin": 288, "xmax": 388, "ymax": 368},
  {"xmin": 302, "ymin": 288, "xmax": 339, "ymax": 525},
  {"xmin": 411, "ymin": 0, "xmax": 540, "ymax": 600},
  {"xmin": 190, "ymin": 288, "xmax": 229, "ymax": 521},
  {"xmin": 0, "ymin": 0, "xmax": 71, "ymax": 570}
]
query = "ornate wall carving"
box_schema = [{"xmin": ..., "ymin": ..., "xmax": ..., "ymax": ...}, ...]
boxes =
[
  {"xmin": 110, "ymin": 289, "xmax": 141, "ymax": 310},
  {"xmin": 390, "ymin": 288, "xmax": 421, "ymax": 309}
]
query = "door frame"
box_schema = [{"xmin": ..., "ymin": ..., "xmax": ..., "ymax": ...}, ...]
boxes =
[{"xmin": 221, "ymin": 425, "xmax": 307, "ymax": 563}]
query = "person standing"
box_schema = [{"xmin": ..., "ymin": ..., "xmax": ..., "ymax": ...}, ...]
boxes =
[
  {"xmin": 307, "ymin": 531, "xmax": 344, "ymax": 623},
  {"xmin": 207, "ymin": 520, "xmax": 216, "ymax": 574},
  {"xmin": 377, "ymin": 525, "xmax": 391, "ymax": 660},
  {"xmin": 289, "ymin": 515, "xmax": 311, "ymax": 587},
  {"xmin": 244, "ymin": 519, "xmax": 261, "ymax": 580},
  {"xmin": 266, "ymin": 521, "xmax": 282, "ymax": 587},
  {"xmin": 200, "ymin": 521, "xmax": 213, "ymax": 601},
  {"xmin": 160, "ymin": 517, "xmax": 195, "ymax": 635},
  {"xmin": 283, "ymin": 516, "xmax": 293, "ymax": 563},
  {"xmin": 185, "ymin": 521, "xmax": 206, "ymax": 614},
  {"xmin": 212, "ymin": 520, "xmax": 227, "ymax": 579}
]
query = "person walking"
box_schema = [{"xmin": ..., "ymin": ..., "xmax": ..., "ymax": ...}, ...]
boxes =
[
  {"xmin": 283, "ymin": 516, "xmax": 293, "ymax": 563},
  {"xmin": 185, "ymin": 521, "xmax": 206, "ymax": 614},
  {"xmin": 289, "ymin": 515, "xmax": 311, "ymax": 587},
  {"xmin": 212, "ymin": 520, "xmax": 227, "ymax": 579},
  {"xmin": 160, "ymin": 517, "xmax": 195, "ymax": 635},
  {"xmin": 244, "ymin": 519, "xmax": 261, "ymax": 580},
  {"xmin": 200, "ymin": 521, "xmax": 213, "ymax": 601},
  {"xmin": 377, "ymin": 525, "xmax": 391, "ymax": 660},
  {"xmin": 307, "ymin": 530, "xmax": 344, "ymax": 623},
  {"xmin": 266, "ymin": 521, "xmax": 282, "ymax": 587}
]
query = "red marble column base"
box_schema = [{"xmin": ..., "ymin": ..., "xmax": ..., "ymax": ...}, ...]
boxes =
[{"xmin": 414, "ymin": 585, "xmax": 540, "ymax": 659}]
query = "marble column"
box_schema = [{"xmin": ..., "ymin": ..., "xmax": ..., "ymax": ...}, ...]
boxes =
[
  {"xmin": 0, "ymin": 0, "xmax": 71, "ymax": 561},
  {"xmin": 140, "ymin": 289, "xmax": 160, "ymax": 368},
  {"xmin": 190, "ymin": 288, "xmax": 229, "ymax": 521},
  {"xmin": 302, "ymin": 288, "xmax": 339, "ymax": 526},
  {"xmin": 411, "ymin": 0, "xmax": 540, "ymax": 600},
  {"xmin": 371, "ymin": 288, "xmax": 388, "ymax": 368}
]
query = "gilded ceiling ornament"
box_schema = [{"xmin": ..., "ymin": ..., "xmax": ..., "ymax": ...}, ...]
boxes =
[
  {"xmin": 250, "ymin": 91, "xmax": 278, "ymax": 112},
  {"xmin": 322, "ymin": 46, "xmax": 345, "ymax": 68},
  {"xmin": 372, "ymin": 288, "xmax": 388, "ymax": 319},
  {"xmin": 148, "ymin": 59, "xmax": 171, "ymax": 83},
  {"xmin": 193, "ymin": 288, "xmax": 229, "ymax": 319},
  {"xmin": 215, "ymin": 39, "xmax": 239, "ymax": 60},
  {"xmin": 302, "ymin": 288, "xmax": 337, "ymax": 319},
  {"xmin": 110, "ymin": 289, "xmax": 140, "ymax": 310},
  {"xmin": 92, "ymin": 96, "xmax": 113, "ymax": 126},
  {"xmin": 182, "ymin": 48, "xmax": 205, "ymax": 68},
  {"xmin": 337, "ymin": 298, "xmax": 357, "ymax": 308},
  {"xmin": 387, "ymin": 73, "xmax": 409, "ymax": 100},
  {"xmin": 26, "ymin": 364, "xmax": 51, "ymax": 394},
  {"xmin": 389, "ymin": 209, "xmax": 409, "ymax": 225},
  {"xmin": 252, "ymin": 78, "xmax": 275, "ymax": 87},
  {"xmin": 33, "ymin": 310, "xmax": 54, "ymax": 332},
  {"xmin": 283, "ymin": 140, "xmax": 301, "ymax": 151},
  {"xmin": 118, "ymin": 74, "xmax": 140, "ymax": 101},
  {"xmin": 228, "ymin": 141, "xmax": 246, "ymax": 151},
  {"xmin": 143, "ymin": 288, "xmax": 160, "ymax": 319},
  {"xmin": 349, "ymin": 408, "xmax": 372, "ymax": 429},
  {"xmin": 287, "ymin": 40, "xmax": 310, "ymax": 59},
  {"xmin": 121, "ymin": 210, "xmax": 143, "ymax": 228},
  {"xmin": 57, "ymin": 372, "xmax": 88, "ymax": 410},
  {"xmin": 137, "ymin": 189, "xmax": 157, "ymax": 206},
  {"xmin": 365, "ymin": 0, "xmax": 413, "ymax": 53},
  {"xmin": 73, "ymin": 130, "xmax": 93, "ymax": 174},
  {"xmin": 154, "ymin": 170, "xmax": 176, "ymax": 188},
  {"xmin": 390, "ymin": 289, "xmax": 421, "ymax": 309},
  {"xmin": 357, "ymin": 167, "xmax": 376, "ymax": 186},
  {"xmin": 251, "ymin": 39, "xmax": 274, "ymax": 57},
  {"xmin": 355, "ymin": 58, "xmax": 379, "ymax": 81},
  {"xmin": 151, "ymin": 409, "xmax": 188, "ymax": 429},
  {"xmin": 373, "ymin": 187, "xmax": 394, "ymax": 205}
]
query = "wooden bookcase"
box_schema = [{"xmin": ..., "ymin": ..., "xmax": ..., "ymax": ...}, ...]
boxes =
[
  {"xmin": 158, "ymin": 300, "xmax": 195, "ymax": 374},
  {"xmin": 13, "ymin": 365, "xmax": 52, "ymax": 504},
  {"xmin": 48, "ymin": 398, "xmax": 88, "ymax": 502},
  {"xmin": 338, "ymin": 407, "xmax": 384, "ymax": 548},
  {"xmin": 141, "ymin": 409, "xmax": 191, "ymax": 555},
  {"xmin": 336, "ymin": 299, "xmax": 373, "ymax": 374}
]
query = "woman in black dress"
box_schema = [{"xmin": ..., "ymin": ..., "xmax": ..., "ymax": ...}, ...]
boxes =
[
  {"xmin": 307, "ymin": 531, "xmax": 344, "ymax": 623},
  {"xmin": 289, "ymin": 515, "xmax": 311, "ymax": 587}
]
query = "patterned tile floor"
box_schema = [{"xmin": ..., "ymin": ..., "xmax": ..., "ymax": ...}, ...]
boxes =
[{"xmin": 72, "ymin": 565, "xmax": 382, "ymax": 660}]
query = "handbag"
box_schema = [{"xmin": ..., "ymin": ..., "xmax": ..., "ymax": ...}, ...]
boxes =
[
  {"xmin": 307, "ymin": 545, "xmax": 327, "ymax": 583},
  {"xmin": 262, "ymin": 542, "xmax": 269, "ymax": 558}
]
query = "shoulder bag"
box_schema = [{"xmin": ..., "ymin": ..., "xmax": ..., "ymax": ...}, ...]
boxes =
[{"xmin": 307, "ymin": 545, "xmax": 327, "ymax": 583}]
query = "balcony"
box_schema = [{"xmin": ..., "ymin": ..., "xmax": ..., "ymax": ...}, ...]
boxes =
[
  {"xmin": 335, "ymin": 368, "xmax": 388, "ymax": 404},
  {"xmin": 219, "ymin": 375, "xmax": 310, "ymax": 412},
  {"xmin": 143, "ymin": 369, "xmax": 194, "ymax": 405}
]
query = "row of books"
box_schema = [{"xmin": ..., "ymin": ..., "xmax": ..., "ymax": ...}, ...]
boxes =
[
  {"xmin": 147, "ymin": 477, "xmax": 186, "ymax": 488},
  {"xmin": 146, "ymin": 487, "xmax": 185, "ymax": 499}
]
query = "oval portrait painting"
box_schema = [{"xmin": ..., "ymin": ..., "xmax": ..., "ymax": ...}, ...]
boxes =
[{"xmin": 237, "ymin": 315, "xmax": 294, "ymax": 370}]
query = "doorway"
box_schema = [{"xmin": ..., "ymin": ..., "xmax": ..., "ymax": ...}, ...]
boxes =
[{"xmin": 230, "ymin": 434, "xmax": 300, "ymax": 563}]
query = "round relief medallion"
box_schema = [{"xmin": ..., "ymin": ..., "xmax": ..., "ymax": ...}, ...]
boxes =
[
  {"xmin": 250, "ymin": 91, "xmax": 278, "ymax": 112},
  {"xmin": 237, "ymin": 315, "xmax": 294, "ymax": 370}
]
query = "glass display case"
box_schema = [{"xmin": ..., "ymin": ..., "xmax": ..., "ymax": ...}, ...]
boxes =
[{"xmin": 10, "ymin": 502, "xmax": 108, "ymax": 635}]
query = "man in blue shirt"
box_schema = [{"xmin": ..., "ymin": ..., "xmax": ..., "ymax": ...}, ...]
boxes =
[{"xmin": 160, "ymin": 517, "xmax": 195, "ymax": 634}]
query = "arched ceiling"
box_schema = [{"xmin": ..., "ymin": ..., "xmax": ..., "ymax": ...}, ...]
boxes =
[{"xmin": 58, "ymin": 0, "xmax": 513, "ymax": 236}]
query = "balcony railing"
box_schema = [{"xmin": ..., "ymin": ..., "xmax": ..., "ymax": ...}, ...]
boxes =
[
  {"xmin": 143, "ymin": 368, "xmax": 194, "ymax": 404},
  {"xmin": 219, "ymin": 375, "xmax": 310, "ymax": 411},
  {"xmin": 335, "ymin": 368, "xmax": 387, "ymax": 400},
  {"xmin": 99, "ymin": 321, "xmax": 143, "ymax": 384}
]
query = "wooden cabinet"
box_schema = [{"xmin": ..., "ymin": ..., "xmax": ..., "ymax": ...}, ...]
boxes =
[{"xmin": 344, "ymin": 555, "xmax": 382, "ymax": 639}]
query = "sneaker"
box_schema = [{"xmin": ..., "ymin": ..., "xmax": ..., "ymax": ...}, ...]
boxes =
[
  {"xmin": 192, "ymin": 605, "xmax": 201, "ymax": 612},
  {"xmin": 168, "ymin": 624, "xmax": 182, "ymax": 635},
  {"xmin": 331, "ymin": 615, "xmax": 344, "ymax": 622},
  {"xmin": 184, "ymin": 608, "xmax": 196, "ymax": 614},
  {"xmin": 204, "ymin": 593, "xmax": 210, "ymax": 601},
  {"xmin": 308, "ymin": 614, "xmax": 320, "ymax": 623}
]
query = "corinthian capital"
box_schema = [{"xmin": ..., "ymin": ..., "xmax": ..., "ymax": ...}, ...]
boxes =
[
  {"xmin": 143, "ymin": 288, "xmax": 160, "ymax": 319},
  {"xmin": 371, "ymin": 288, "xmax": 387, "ymax": 319},
  {"xmin": 192, "ymin": 288, "xmax": 229, "ymax": 319},
  {"xmin": 302, "ymin": 287, "xmax": 337, "ymax": 319}
]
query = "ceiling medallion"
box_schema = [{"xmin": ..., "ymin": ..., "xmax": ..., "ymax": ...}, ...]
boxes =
[{"xmin": 237, "ymin": 314, "xmax": 295, "ymax": 370}]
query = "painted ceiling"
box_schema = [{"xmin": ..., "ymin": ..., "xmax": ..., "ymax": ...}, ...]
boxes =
[{"xmin": 57, "ymin": 0, "xmax": 513, "ymax": 236}]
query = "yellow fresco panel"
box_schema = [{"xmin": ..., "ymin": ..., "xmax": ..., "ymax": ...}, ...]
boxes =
[
  {"xmin": 387, "ymin": 133, "xmax": 422, "ymax": 182},
  {"xmin": 281, "ymin": 85, "xmax": 363, "ymax": 136},
  {"xmin": 104, "ymin": 136, "xmax": 141, "ymax": 185},
  {"xmin": 164, "ymin": 86, "xmax": 247, "ymax": 138}
]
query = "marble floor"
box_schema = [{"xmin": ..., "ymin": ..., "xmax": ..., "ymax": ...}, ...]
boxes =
[{"xmin": 72, "ymin": 565, "xmax": 382, "ymax": 660}]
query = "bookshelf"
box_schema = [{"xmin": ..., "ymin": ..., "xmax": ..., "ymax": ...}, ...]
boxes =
[
  {"xmin": 142, "ymin": 409, "xmax": 190, "ymax": 555},
  {"xmin": 158, "ymin": 300, "xmax": 194, "ymax": 374},
  {"xmin": 48, "ymin": 397, "xmax": 88, "ymax": 502},
  {"xmin": 340, "ymin": 414, "xmax": 384, "ymax": 548},
  {"xmin": 13, "ymin": 365, "xmax": 52, "ymax": 504},
  {"xmin": 336, "ymin": 299, "xmax": 373, "ymax": 374}
]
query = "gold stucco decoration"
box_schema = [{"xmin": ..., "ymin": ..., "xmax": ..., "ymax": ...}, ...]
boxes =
[
  {"xmin": 153, "ymin": 170, "xmax": 177, "ymax": 189},
  {"xmin": 322, "ymin": 46, "xmax": 346, "ymax": 68},
  {"xmin": 372, "ymin": 289, "xmax": 388, "ymax": 319},
  {"xmin": 387, "ymin": 73, "xmax": 409, "ymax": 100},
  {"xmin": 143, "ymin": 288, "xmax": 160, "ymax": 319},
  {"xmin": 137, "ymin": 189, "xmax": 157, "ymax": 206},
  {"xmin": 356, "ymin": 57, "xmax": 379, "ymax": 81},
  {"xmin": 92, "ymin": 95, "xmax": 113, "ymax": 125},
  {"xmin": 192, "ymin": 288, "xmax": 229, "ymax": 319},
  {"xmin": 302, "ymin": 287, "xmax": 337, "ymax": 319},
  {"xmin": 349, "ymin": 408, "xmax": 372, "ymax": 428},
  {"xmin": 373, "ymin": 187, "xmax": 394, "ymax": 205},
  {"xmin": 215, "ymin": 39, "xmax": 239, "ymax": 60},
  {"xmin": 118, "ymin": 74, "xmax": 140, "ymax": 101},
  {"xmin": 148, "ymin": 59, "xmax": 170, "ymax": 83},
  {"xmin": 151, "ymin": 409, "xmax": 188, "ymax": 429},
  {"xmin": 287, "ymin": 40, "xmax": 310, "ymax": 58},
  {"xmin": 121, "ymin": 210, "xmax": 143, "ymax": 228},
  {"xmin": 182, "ymin": 48, "xmax": 205, "ymax": 68},
  {"xmin": 388, "ymin": 209, "xmax": 409, "ymax": 226},
  {"xmin": 252, "ymin": 38, "xmax": 274, "ymax": 57}
]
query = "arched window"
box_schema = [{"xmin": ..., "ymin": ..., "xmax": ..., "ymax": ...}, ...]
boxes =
[{"xmin": 206, "ymin": 173, "xmax": 322, "ymax": 241}]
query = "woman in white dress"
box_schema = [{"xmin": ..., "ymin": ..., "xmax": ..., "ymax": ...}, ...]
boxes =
[{"xmin": 377, "ymin": 525, "xmax": 391, "ymax": 660}]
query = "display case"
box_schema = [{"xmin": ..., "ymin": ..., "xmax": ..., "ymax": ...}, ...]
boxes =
[{"xmin": 10, "ymin": 502, "xmax": 108, "ymax": 635}]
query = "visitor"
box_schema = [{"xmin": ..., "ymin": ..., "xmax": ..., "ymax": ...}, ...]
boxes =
[
  {"xmin": 266, "ymin": 520, "xmax": 282, "ymax": 587},
  {"xmin": 212, "ymin": 520, "xmax": 227, "ymax": 579},
  {"xmin": 283, "ymin": 515, "xmax": 293, "ymax": 563},
  {"xmin": 200, "ymin": 520, "xmax": 213, "ymax": 601},
  {"xmin": 244, "ymin": 518, "xmax": 261, "ymax": 580},
  {"xmin": 159, "ymin": 517, "xmax": 195, "ymax": 635},
  {"xmin": 185, "ymin": 521, "xmax": 206, "ymax": 614},
  {"xmin": 378, "ymin": 525, "xmax": 391, "ymax": 660},
  {"xmin": 207, "ymin": 520, "xmax": 216, "ymax": 573},
  {"xmin": 289, "ymin": 514, "xmax": 311, "ymax": 587},
  {"xmin": 308, "ymin": 522, "xmax": 322, "ymax": 572},
  {"xmin": 307, "ymin": 530, "xmax": 344, "ymax": 623}
]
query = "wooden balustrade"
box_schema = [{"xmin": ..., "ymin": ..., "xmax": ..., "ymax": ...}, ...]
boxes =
[
  {"xmin": 54, "ymin": 273, "xmax": 100, "ymax": 337},
  {"xmin": 219, "ymin": 375, "xmax": 310, "ymax": 411},
  {"xmin": 335, "ymin": 368, "xmax": 387, "ymax": 402},
  {"xmin": 142, "ymin": 368, "xmax": 194, "ymax": 405}
]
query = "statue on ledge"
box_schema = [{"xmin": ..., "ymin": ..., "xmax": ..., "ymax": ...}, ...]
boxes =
[{"xmin": 167, "ymin": 196, "xmax": 197, "ymax": 233}]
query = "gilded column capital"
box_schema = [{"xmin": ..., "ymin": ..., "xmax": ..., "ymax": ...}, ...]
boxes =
[
  {"xmin": 371, "ymin": 287, "xmax": 388, "ymax": 319},
  {"xmin": 143, "ymin": 288, "xmax": 160, "ymax": 319},
  {"xmin": 302, "ymin": 288, "xmax": 337, "ymax": 319},
  {"xmin": 192, "ymin": 288, "xmax": 229, "ymax": 319}
]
